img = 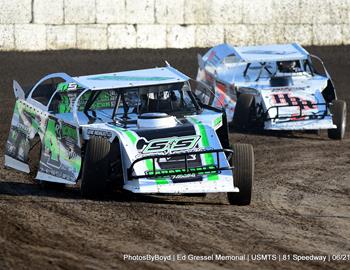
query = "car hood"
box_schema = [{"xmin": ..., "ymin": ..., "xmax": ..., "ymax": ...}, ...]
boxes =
[{"xmin": 80, "ymin": 112, "xmax": 229, "ymax": 182}]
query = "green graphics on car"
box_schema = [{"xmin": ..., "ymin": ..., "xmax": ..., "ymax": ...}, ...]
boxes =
[{"xmin": 5, "ymin": 66, "xmax": 253, "ymax": 206}]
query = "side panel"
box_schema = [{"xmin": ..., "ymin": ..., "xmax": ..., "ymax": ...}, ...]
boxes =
[
  {"xmin": 37, "ymin": 117, "xmax": 81, "ymax": 183},
  {"xmin": 5, "ymin": 99, "xmax": 82, "ymax": 183},
  {"xmin": 5, "ymin": 100, "xmax": 47, "ymax": 172},
  {"xmin": 195, "ymin": 71, "xmax": 236, "ymax": 123},
  {"xmin": 213, "ymin": 80, "xmax": 236, "ymax": 122}
]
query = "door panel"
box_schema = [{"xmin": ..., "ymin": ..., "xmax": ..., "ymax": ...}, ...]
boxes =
[{"xmin": 39, "ymin": 116, "xmax": 81, "ymax": 183}]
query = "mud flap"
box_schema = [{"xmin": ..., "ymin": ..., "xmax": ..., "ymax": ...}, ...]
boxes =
[{"xmin": 37, "ymin": 116, "xmax": 81, "ymax": 184}]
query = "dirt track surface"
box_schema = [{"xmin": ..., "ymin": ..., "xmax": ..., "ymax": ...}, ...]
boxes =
[{"xmin": 0, "ymin": 47, "xmax": 349, "ymax": 270}]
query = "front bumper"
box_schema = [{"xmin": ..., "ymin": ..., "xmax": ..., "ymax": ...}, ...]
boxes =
[
  {"xmin": 123, "ymin": 174, "xmax": 238, "ymax": 193},
  {"xmin": 264, "ymin": 117, "xmax": 335, "ymax": 130},
  {"xmin": 125, "ymin": 149, "xmax": 237, "ymax": 194},
  {"xmin": 263, "ymin": 102, "xmax": 335, "ymax": 130}
]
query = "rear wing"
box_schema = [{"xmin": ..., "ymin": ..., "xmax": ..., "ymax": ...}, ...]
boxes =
[
  {"xmin": 232, "ymin": 43, "xmax": 309, "ymax": 63},
  {"xmin": 202, "ymin": 44, "xmax": 237, "ymax": 67}
]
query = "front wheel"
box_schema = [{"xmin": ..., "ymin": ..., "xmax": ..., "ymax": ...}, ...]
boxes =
[
  {"xmin": 232, "ymin": 94, "xmax": 255, "ymax": 130},
  {"xmin": 80, "ymin": 137, "xmax": 111, "ymax": 199},
  {"xmin": 227, "ymin": 144, "xmax": 254, "ymax": 205},
  {"xmin": 328, "ymin": 100, "xmax": 347, "ymax": 140}
]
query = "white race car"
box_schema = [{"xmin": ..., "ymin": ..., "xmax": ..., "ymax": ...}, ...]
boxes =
[
  {"xmin": 5, "ymin": 66, "xmax": 254, "ymax": 205},
  {"xmin": 197, "ymin": 43, "xmax": 347, "ymax": 139}
]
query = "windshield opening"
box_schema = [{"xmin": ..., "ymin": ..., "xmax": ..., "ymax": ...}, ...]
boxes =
[
  {"xmin": 243, "ymin": 59, "xmax": 313, "ymax": 81},
  {"xmin": 81, "ymin": 82, "xmax": 199, "ymax": 123}
]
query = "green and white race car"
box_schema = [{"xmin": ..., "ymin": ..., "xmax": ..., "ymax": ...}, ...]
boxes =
[{"xmin": 5, "ymin": 66, "xmax": 254, "ymax": 205}]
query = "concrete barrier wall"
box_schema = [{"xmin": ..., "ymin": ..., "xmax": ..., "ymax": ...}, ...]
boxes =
[{"xmin": 0, "ymin": 0, "xmax": 349, "ymax": 50}]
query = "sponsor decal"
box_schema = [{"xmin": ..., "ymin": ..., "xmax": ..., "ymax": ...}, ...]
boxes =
[
  {"xmin": 207, "ymin": 50, "xmax": 221, "ymax": 65},
  {"xmin": 62, "ymin": 124, "xmax": 78, "ymax": 140},
  {"xmin": 87, "ymin": 129, "xmax": 113, "ymax": 139},
  {"xmin": 171, "ymin": 174, "xmax": 196, "ymax": 180},
  {"xmin": 270, "ymin": 93, "xmax": 317, "ymax": 110},
  {"xmin": 41, "ymin": 118, "xmax": 81, "ymax": 180},
  {"xmin": 207, "ymin": 50, "xmax": 216, "ymax": 61},
  {"xmin": 43, "ymin": 118, "xmax": 60, "ymax": 162},
  {"xmin": 136, "ymin": 135, "xmax": 201, "ymax": 155},
  {"xmin": 79, "ymin": 91, "xmax": 115, "ymax": 109},
  {"xmin": 270, "ymin": 86, "xmax": 307, "ymax": 92},
  {"xmin": 146, "ymin": 165, "xmax": 217, "ymax": 178},
  {"xmin": 57, "ymin": 82, "xmax": 82, "ymax": 92}
]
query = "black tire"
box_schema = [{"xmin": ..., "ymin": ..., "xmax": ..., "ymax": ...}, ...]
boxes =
[
  {"xmin": 28, "ymin": 137, "xmax": 42, "ymax": 180},
  {"xmin": 28, "ymin": 138, "xmax": 65, "ymax": 190},
  {"xmin": 39, "ymin": 180, "xmax": 66, "ymax": 191},
  {"xmin": 328, "ymin": 100, "xmax": 347, "ymax": 140},
  {"xmin": 109, "ymin": 140, "xmax": 123, "ymax": 190},
  {"xmin": 227, "ymin": 144, "xmax": 254, "ymax": 205},
  {"xmin": 80, "ymin": 136, "xmax": 111, "ymax": 199},
  {"xmin": 232, "ymin": 94, "xmax": 255, "ymax": 130}
]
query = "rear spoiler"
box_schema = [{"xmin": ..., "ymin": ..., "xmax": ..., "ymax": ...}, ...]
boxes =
[
  {"xmin": 197, "ymin": 54, "xmax": 205, "ymax": 70},
  {"xmin": 13, "ymin": 80, "xmax": 25, "ymax": 100}
]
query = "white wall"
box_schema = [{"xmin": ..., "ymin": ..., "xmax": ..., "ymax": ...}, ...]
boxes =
[{"xmin": 0, "ymin": 0, "xmax": 349, "ymax": 50}]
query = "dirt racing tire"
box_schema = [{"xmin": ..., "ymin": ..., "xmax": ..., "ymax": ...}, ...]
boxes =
[
  {"xmin": 227, "ymin": 144, "xmax": 254, "ymax": 206},
  {"xmin": 28, "ymin": 138, "xmax": 65, "ymax": 190},
  {"xmin": 232, "ymin": 94, "xmax": 255, "ymax": 130},
  {"xmin": 81, "ymin": 136, "xmax": 111, "ymax": 199},
  {"xmin": 328, "ymin": 100, "xmax": 347, "ymax": 140}
]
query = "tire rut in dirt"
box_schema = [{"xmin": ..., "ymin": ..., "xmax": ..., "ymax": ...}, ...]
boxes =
[{"xmin": 0, "ymin": 47, "xmax": 349, "ymax": 270}]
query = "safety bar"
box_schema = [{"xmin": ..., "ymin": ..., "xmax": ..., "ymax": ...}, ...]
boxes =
[
  {"xmin": 128, "ymin": 148, "xmax": 234, "ymax": 179},
  {"xmin": 264, "ymin": 102, "xmax": 329, "ymax": 121}
]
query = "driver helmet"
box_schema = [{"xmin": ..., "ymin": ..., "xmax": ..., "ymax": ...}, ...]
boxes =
[{"xmin": 277, "ymin": 60, "xmax": 296, "ymax": 73}]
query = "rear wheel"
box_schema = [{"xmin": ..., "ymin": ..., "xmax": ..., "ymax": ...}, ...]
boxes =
[
  {"xmin": 80, "ymin": 137, "xmax": 111, "ymax": 199},
  {"xmin": 28, "ymin": 137, "xmax": 42, "ymax": 180},
  {"xmin": 328, "ymin": 100, "xmax": 347, "ymax": 140},
  {"xmin": 28, "ymin": 138, "xmax": 65, "ymax": 190},
  {"xmin": 227, "ymin": 144, "xmax": 254, "ymax": 205},
  {"xmin": 232, "ymin": 94, "xmax": 255, "ymax": 130}
]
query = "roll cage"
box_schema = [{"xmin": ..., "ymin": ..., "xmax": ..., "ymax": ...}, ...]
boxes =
[
  {"xmin": 79, "ymin": 81, "xmax": 202, "ymax": 126},
  {"xmin": 26, "ymin": 73, "xmax": 86, "ymax": 112},
  {"xmin": 240, "ymin": 53, "xmax": 333, "ymax": 82},
  {"xmin": 22, "ymin": 67, "xmax": 199, "ymax": 126}
]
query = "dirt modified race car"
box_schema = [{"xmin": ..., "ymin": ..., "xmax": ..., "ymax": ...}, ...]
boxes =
[
  {"xmin": 5, "ymin": 66, "xmax": 254, "ymax": 205},
  {"xmin": 196, "ymin": 43, "xmax": 347, "ymax": 139}
]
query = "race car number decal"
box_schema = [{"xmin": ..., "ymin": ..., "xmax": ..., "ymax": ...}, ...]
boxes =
[
  {"xmin": 137, "ymin": 135, "xmax": 201, "ymax": 155},
  {"xmin": 271, "ymin": 93, "xmax": 317, "ymax": 110}
]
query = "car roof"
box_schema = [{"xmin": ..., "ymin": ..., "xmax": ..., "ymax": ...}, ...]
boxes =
[
  {"xmin": 232, "ymin": 43, "xmax": 309, "ymax": 63},
  {"xmin": 73, "ymin": 66, "xmax": 189, "ymax": 90}
]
